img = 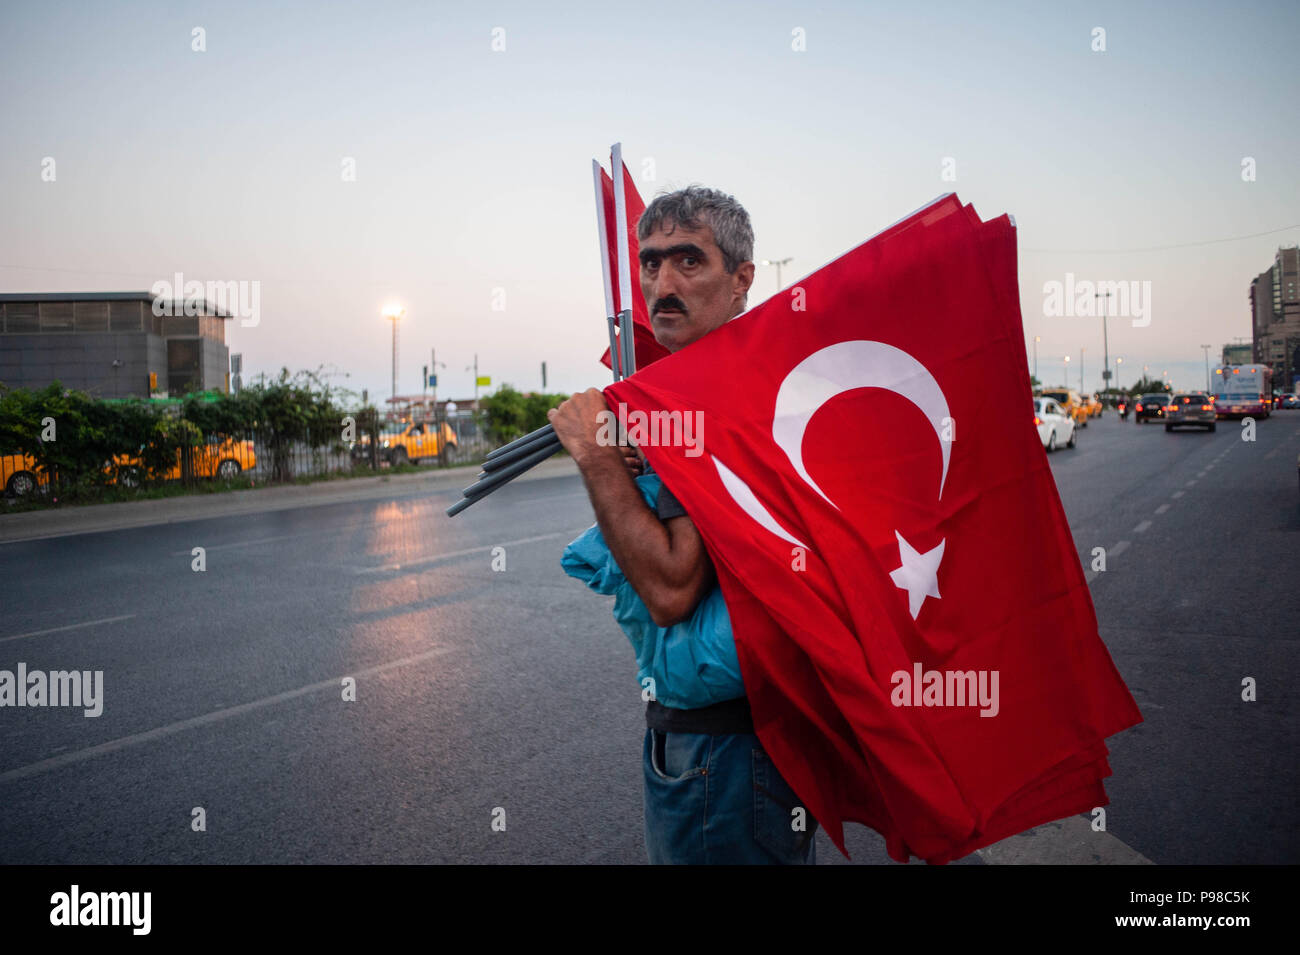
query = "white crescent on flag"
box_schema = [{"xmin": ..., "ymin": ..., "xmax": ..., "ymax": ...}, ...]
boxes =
[{"xmin": 709, "ymin": 340, "xmax": 954, "ymax": 619}]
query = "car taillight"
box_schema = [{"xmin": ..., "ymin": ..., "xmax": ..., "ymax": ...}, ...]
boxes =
[
  {"xmin": 1201, "ymin": 404, "xmax": 1212, "ymax": 411},
  {"xmin": 1033, "ymin": 416, "xmax": 1042, "ymax": 426},
  {"xmin": 1135, "ymin": 403, "xmax": 1143, "ymax": 411}
]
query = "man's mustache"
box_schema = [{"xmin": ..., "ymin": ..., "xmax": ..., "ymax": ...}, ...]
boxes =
[{"xmin": 653, "ymin": 296, "xmax": 688, "ymax": 316}]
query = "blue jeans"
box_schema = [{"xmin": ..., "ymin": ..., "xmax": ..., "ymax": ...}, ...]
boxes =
[{"xmin": 642, "ymin": 728, "xmax": 818, "ymax": 864}]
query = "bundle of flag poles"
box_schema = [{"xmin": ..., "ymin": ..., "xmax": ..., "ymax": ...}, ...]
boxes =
[{"xmin": 446, "ymin": 143, "xmax": 639, "ymax": 518}]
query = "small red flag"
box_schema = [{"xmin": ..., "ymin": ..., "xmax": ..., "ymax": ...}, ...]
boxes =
[
  {"xmin": 604, "ymin": 195, "xmax": 1142, "ymax": 862},
  {"xmin": 597, "ymin": 162, "xmax": 671, "ymax": 374}
]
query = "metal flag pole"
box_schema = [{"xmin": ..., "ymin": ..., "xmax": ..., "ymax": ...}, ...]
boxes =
[
  {"xmin": 447, "ymin": 146, "xmax": 628, "ymax": 518},
  {"xmin": 612, "ymin": 142, "xmax": 636, "ymax": 379},
  {"xmin": 593, "ymin": 158, "xmax": 622, "ymax": 381}
]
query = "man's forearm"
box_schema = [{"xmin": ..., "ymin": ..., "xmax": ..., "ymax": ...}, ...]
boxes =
[{"xmin": 576, "ymin": 446, "xmax": 686, "ymax": 620}]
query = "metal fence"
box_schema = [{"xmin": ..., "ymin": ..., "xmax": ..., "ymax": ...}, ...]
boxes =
[{"xmin": 4, "ymin": 408, "xmax": 496, "ymax": 502}]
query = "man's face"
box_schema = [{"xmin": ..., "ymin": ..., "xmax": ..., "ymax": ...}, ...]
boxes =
[{"xmin": 638, "ymin": 220, "xmax": 755, "ymax": 353}]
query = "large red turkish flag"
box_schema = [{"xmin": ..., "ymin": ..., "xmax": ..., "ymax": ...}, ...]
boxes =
[{"xmin": 603, "ymin": 195, "xmax": 1142, "ymax": 862}]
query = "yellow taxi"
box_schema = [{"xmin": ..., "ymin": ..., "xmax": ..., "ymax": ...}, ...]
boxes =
[
  {"xmin": 112, "ymin": 437, "xmax": 257, "ymax": 486},
  {"xmin": 2, "ymin": 452, "xmax": 44, "ymax": 496}
]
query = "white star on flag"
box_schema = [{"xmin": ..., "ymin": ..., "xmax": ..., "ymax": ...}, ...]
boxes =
[{"xmin": 889, "ymin": 530, "xmax": 945, "ymax": 620}]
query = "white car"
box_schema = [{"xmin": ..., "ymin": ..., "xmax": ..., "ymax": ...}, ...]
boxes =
[{"xmin": 1035, "ymin": 397, "xmax": 1076, "ymax": 451}]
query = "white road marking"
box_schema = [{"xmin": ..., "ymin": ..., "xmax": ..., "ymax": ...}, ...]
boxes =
[
  {"xmin": 1085, "ymin": 540, "xmax": 1131, "ymax": 584},
  {"xmin": 0, "ymin": 646, "xmax": 452, "ymax": 785},
  {"xmin": 354, "ymin": 529, "xmax": 582, "ymax": 575},
  {"xmin": 977, "ymin": 814, "xmax": 1154, "ymax": 865},
  {"xmin": 1133, "ymin": 520, "xmax": 1152, "ymax": 534},
  {"xmin": 0, "ymin": 614, "xmax": 137, "ymax": 645},
  {"xmin": 1155, "ymin": 503, "xmax": 1170, "ymax": 515},
  {"xmin": 1197, "ymin": 471, "xmax": 1208, "ymax": 478},
  {"xmin": 1186, "ymin": 479, "xmax": 1198, "ymax": 487},
  {"xmin": 1172, "ymin": 491, "xmax": 1185, "ymax": 499}
]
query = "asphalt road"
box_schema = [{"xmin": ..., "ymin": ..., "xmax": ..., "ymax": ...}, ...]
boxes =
[{"xmin": 1, "ymin": 411, "xmax": 1297, "ymax": 864}]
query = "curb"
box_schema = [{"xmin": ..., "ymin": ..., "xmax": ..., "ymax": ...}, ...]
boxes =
[{"xmin": 0, "ymin": 456, "xmax": 581, "ymax": 544}]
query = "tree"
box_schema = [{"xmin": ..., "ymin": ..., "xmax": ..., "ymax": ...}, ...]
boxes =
[{"xmin": 1127, "ymin": 376, "xmax": 1170, "ymax": 396}]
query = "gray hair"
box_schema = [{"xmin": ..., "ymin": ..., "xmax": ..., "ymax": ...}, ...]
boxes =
[{"xmin": 637, "ymin": 185, "xmax": 754, "ymax": 275}]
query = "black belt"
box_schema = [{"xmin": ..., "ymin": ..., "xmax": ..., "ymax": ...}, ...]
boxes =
[{"xmin": 645, "ymin": 696, "xmax": 754, "ymax": 736}]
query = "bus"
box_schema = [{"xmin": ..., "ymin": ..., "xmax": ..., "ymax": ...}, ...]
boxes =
[{"xmin": 1212, "ymin": 364, "xmax": 1273, "ymax": 418}]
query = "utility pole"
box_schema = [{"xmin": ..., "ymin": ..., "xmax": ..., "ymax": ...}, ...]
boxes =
[
  {"xmin": 383, "ymin": 304, "xmax": 404, "ymax": 404},
  {"xmin": 1033, "ymin": 336, "xmax": 1040, "ymax": 382},
  {"xmin": 1200, "ymin": 344, "xmax": 1212, "ymax": 392},
  {"xmin": 762, "ymin": 257, "xmax": 793, "ymax": 292},
  {"xmin": 1097, "ymin": 291, "xmax": 1111, "ymax": 400},
  {"xmin": 541, "ymin": 361, "xmax": 547, "ymax": 390}
]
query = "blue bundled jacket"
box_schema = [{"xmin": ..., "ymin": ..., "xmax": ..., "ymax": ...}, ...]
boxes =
[{"xmin": 560, "ymin": 470, "xmax": 745, "ymax": 710}]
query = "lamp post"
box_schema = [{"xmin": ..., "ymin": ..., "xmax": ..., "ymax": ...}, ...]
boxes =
[
  {"xmin": 761, "ymin": 257, "xmax": 792, "ymax": 292},
  {"xmin": 383, "ymin": 304, "xmax": 404, "ymax": 404},
  {"xmin": 1096, "ymin": 291, "xmax": 1111, "ymax": 400},
  {"xmin": 1115, "ymin": 356, "xmax": 1123, "ymax": 394},
  {"xmin": 1033, "ymin": 336, "xmax": 1040, "ymax": 382},
  {"xmin": 1200, "ymin": 344, "xmax": 1212, "ymax": 392},
  {"xmin": 1064, "ymin": 354, "xmax": 1070, "ymax": 384}
]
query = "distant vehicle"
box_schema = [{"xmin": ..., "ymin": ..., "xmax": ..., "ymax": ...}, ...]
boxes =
[
  {"xmin": 1039, "ymin": 388, "xmax": 1089, "ymax": 427},
  {"xmin": 1277, "ymin": 393, "xmax": 1298, "ymax": 409},
  {"xmin": 354, "ymin": 419, "xmax": 458, "ymax": 466},
  {"xmin": 1083, "ymin": 395, "xmax": 1103, "ymax": 418},
  {"xmin": 1034, "ymin": 397, "xmax": 1076, "ymax": 451},
  {"xmin": 112, "ymin": 436, "xmax": 257, "ymax": 486},
  {"xmin": 1134, "ymin": 393, "xmax": 1170, "ymax": 423},
  {"xmin": 1, "ymin": 452, "xmax": 44, "ymax": 497},
  {"xmin": 1211, "ymin": 364, "xmax": 1272, "ymax": 418},
  {"xmin": 1165, "ymin": 393, "xmax": 1216, "ymax": 432},
  {"xmin": 1117, "ymin": 398, "xmax": 1130, "ymax": 420}
]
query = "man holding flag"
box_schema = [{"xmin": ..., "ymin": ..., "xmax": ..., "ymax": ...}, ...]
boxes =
[
  {"xmin": 552, "ymin": 178, "xmax": 1141, "ymax": 866},
  {"xmin": 549, "ymin": 185, "xmax": 819, "ymax": 864}
]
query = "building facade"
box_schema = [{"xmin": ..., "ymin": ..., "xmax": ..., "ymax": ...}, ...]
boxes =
[
  {"xmin": 1249, "ymin": 247, "xmax": 1300, "ymax": 391},
  {"xmin": 0, "ymin": 292, "xmax": 232, "ymax": 398},
  {"xmin": 1221, "ymin": 343, "xmax": 1252, "ymax": 366}
]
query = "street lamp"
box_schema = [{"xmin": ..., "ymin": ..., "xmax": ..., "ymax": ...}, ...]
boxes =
[
  {"xmin": 1096, "ymin": 290, "xmax": 1111, "ymax": 400},
  {"xmin": 761, "ymin": 257, "xmax": 792, "ymax": 292},
  {"xmin": 1200, "ymin": 344, "xmax": 1212, "ymax": 392},
  {"xmin": 1115, "ymin": 356, "xmax": 1123, "ymax": 393},
  {"xmin": 383, "ymin": 303, "xmax": 404, "ymax": 404},
  {"xmin": 1064, "ymin": 354, "xmax": 1070, "ymax": 384},
  {"xmin": 1033, "ymin": 336, "xmax": 1041, "ymax": 382}
]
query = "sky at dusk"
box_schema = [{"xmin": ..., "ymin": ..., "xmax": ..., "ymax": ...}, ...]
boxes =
[{"xmin": 2, "ymin": 0, "xmax": 1298, "ymax": 398}]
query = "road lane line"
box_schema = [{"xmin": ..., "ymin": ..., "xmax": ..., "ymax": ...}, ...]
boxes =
[
  {"xmin": 0, "ymin": 614, "xmax": 137, "ymax": 645},
  {"xmin": 1186, "ymin": 479, "xmax": 1197, "ymax": 487},
  {"xmin": 0, "ymin": 646, "xmax": 452, "ymax": 785},
  {"xmin": 1155, "ymin": 503, "xmax": 1170, "ymax": 515},
  {"xmin": 977, "ymin": 814, "xmax": 1154, "ymax": 865},
  {"xmin": 1133, "ymin": 520, "xmax": 1152, "ymax": 534},
  {"xmin": 1085, "ymin": 540, "xmax": 1131, "ymax": 585},
  {"xmin": 1172, "ymin": 491, "xmax": 1185, "ymax": 499},
  {"xmin": 354, "ymin": 529, "xmax": 584, "ymax": 575}
]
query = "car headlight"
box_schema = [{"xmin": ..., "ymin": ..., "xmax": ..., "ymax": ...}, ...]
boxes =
[{"xmin": 381, "ymin": 440, "xmax": 390, "ymax": 448}]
